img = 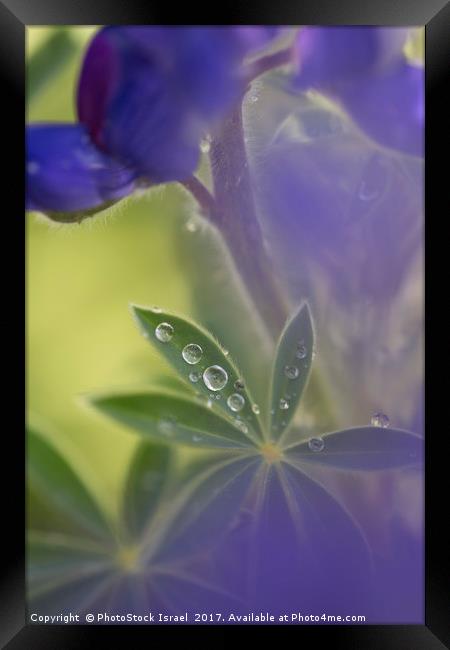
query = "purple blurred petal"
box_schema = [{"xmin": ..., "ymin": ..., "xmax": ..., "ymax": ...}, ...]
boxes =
[
  {"xmin": 77, "ymin": 27, "xmax": 280, "ymax": 182},
  {"xmin": 26, "ymin": 123, "xmax": 136, "ymax": 213},
  {"xmin": 295, "ymin": 27, "xmax": 423, "ymax": 156},
  {"xmin": 339, "ymin": 61, "xmax": 424, "ymax": 156}
]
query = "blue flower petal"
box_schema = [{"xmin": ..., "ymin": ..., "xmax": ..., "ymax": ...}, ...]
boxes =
[
  {"xmin": 295, "ymin": 27, "xmax": 423, "ymax": 156},
  {"xmin": 26, "ymin": 123, "xmax": 136, "ymax": 213},
  {"xmin": 77, "ymin": 27, "xmax": 280, "ymax": 182}
]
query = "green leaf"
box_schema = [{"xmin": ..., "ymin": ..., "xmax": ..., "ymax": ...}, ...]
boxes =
[
  {"xmin": 87, "ymin": 391, "xmax": 257, "ymax": 449},
  {"xmin": 121, "ymin": 441, "xmax": 172, "ymax": 539},
  {"xmin": 286, "ymin": 426, "xmax": 423, "ymax": 471},
  {"xmin": 27, "ymin": 427, "xmax": 111, "ymax": 541},
  {"xmin": 269, "ymin": 303, "xmax": 314, "ymax": 440},
  {"xmin": 130, "ymin": 305, "xmax": 263, "ymax": 439}
]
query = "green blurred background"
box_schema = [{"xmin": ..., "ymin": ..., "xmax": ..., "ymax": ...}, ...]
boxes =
[{"xmin": 26, "ymin": 27, "xmax": 199, "ymax": 522}]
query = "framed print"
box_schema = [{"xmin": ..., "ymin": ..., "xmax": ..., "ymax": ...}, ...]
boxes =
[{"xmin": 1, "ymin": 0, "xmax": 448, "ymax": 647}]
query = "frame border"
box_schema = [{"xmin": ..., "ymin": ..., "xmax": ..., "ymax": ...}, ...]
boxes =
[{"xmin": 3, "ymin": 0, "xmax": 448, "ymax": 646}]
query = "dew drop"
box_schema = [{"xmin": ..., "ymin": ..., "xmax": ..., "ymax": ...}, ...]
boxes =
[
  {"xmin": 308, "ymin": 437, "xmax": 324, "ymax": 452},
  {"xmin": 250, "ymin": 95, "xmax": 259, "ymax": 103},
  {"xmin": 234, "ymin": 419, "xmax": 249, "ymax": 434},
  {"xmin": 155, "ymin": 322, "xmax": 174, "ymax": 342},
  {"xmin": 234, "ymin": 380, "xmax": 245, "ymax": 391},
  {"xmin": 296, "ymin": 343, "xmax": 307, "ymax": 359},
  {"xmin": 189, "ymin": 371, "xmax": 200, "ymax": 383},
  {"xmin": 227, "ymin": 393, "xmax": 245, "ymax": 412},
  {"xmin": 157, "ymin": 419, "xmax": 175, "ymax": 436},
  {"xmin": 192, "ymin": 435, "xmax": 202, "ymax": 443},
  {"xmin": 182, "ymin": 343, "xmax": 203, "ymax": 365},
  {"xmin": 151, "ymin": 306, "xmax": 162, "ymax": 313},
  {"xmin": 284, "ymin": 365, "xmax": 299, "ymax": 380},
  {"xmin": 371, "ymin": 412, "xmax": 390, "ymax": 428},
  {"xmin": 203, "ymin": 365, "xmax": 228, "ymax": 391},
  {"xmin": 279, "ymin": 398, "xmax": 290, "ymax": 410},
  {"xmin": 252, "ymin": 404, "xmax": 260, "ymax": 415},
  {"xmin": 185, "ymin": 218, "xmax": 199, "ymax": 233}
]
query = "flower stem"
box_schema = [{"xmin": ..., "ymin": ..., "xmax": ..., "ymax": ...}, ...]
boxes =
[
  {"xmin": 246, "ymin": 47, "xmax": 294, "ymax": 83},
  {"xmin": 182, "ymin": 104, "xmax": 339, "ymax": 429},
  {"xmin": 180, "ymin": 177, "xmax": 220, "ymax": 225},
  {"xmin": 209, "ymin": 104, "xmax": 290, "ymax": 339}
]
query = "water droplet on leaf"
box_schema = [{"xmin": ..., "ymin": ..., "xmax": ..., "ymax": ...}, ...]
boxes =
[
  {"xmin": 284, "ymin": 365, "xmax": 299, "ymax": 379},
  {"xmin": 182, "ymin": 343, "xmax": 203, "ymax": 365},
  {"xmin": 227, "ymin": 393, "xmax": 245, "ymax": 412},
  {"xmin": 279, "ymin": 398, "xmax": 290, "ymax": 410},
  {"xmin": 371, "ymin": 412, "xmax": 390, "ymax": 428},
  {"xmin": 234, "ymin": 380, "xmax": 244, "ymax": 391},
  {"xmin": 234, "ymin": 419, "xmax": 249, "ymax": 434},
  {"xmin": 308, "ymin": 437, "xmax": 325, "ymax": 452},
  {"xmin": 252, "ymin": 404, "xmax": 260, "ymax": 414},
  {"xmin": 155, "ymin": 322, "xmax": 174, "ymax": 342},
  {"xmin": 157, "ymin": 419, "xmax": 175, "ymax": 436},
  {"xmin": 296, "ymin": 343, "xmax": 307, "ymax": 359},
  {"xmin": 189, "ymin": 371, "xmax": 200, "ymax": 383},
  {"xmin": 203, "ymin": 365, "xmax": 228, "ymax": 391}
]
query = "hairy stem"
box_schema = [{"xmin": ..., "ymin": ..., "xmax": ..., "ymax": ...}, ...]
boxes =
[
  {"xmin": 209, "ymin": 104, "xmax": 290, "ymax": 339},
  {"xmin": 182, "ymin": 104, "xmax": 339, "ymax": 429},
  {"xmin": 246, "ymin": 47, "xmax": 294, "ymax": 83}
]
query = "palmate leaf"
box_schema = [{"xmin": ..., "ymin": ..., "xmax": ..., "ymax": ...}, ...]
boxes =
[
  {"xmin": 269, "ymin": 302, "xmax": 314, "ymax": 440},
  {"xmin": 286, "ymin": 426, "xmax": 423, "ymax": 471},
  {"xmin": 131, "ymin": 305, "xmax": 264, "ymax": 439},
  {"xmin": 88, "ymin": 390, "xmax": 257, "ymax": 449}
]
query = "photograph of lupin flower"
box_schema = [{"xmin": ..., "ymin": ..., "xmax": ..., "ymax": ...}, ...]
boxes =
[{"xmin": 26, "ymin": 26, "xmax": 424, "ymax": 623}]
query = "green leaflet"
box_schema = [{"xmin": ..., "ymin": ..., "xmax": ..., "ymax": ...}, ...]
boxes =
[
  {"xmin": 87, "ymin": 390, "xmax": 256, "ymax": 449},
  {"xmin": 131, "ymin": 305, "xmax": 264, "ymax": 439},
  {"xmin": 121, "ymin": 441, "xmax": 172, "ymax": 539},
  {"xmin": 286, "ymin": 426, "xmax": 423, "ymax": 471},
  {"xmin": 27, "ymin": 427, "xmax": 111, "ymax": 541},
  {"xmin": 269, "ymin": 302, "xmax": 314, "ymax": 440}
]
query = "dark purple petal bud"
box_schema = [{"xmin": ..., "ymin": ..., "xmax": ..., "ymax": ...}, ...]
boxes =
[
  {"xmin": 26, "ymin": 123, "xmax": 136, "ymax": 215},
  {"xmin": 77, "ymin": 27, "xmax": 281, "ymax": 182},
  {"xmin": 294, "ymin": 27, "xmax": 423, "ymax": 156}
]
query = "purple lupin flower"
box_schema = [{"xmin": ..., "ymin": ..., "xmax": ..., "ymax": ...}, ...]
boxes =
[
  {"xmin": 26, "ymin": 26, "xmax": 281, "ymax": 217},
  {"xmin": 294, "ymin": 27, "xmax": 424, "ymax": 156}
]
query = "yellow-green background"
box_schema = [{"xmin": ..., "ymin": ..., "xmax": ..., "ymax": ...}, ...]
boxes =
[{"xmin": 27, "ymin": 27, "xmax": 197, "ymax": 521}]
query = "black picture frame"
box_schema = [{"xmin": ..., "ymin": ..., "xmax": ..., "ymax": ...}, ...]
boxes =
[{"xmin": 3, "ymin": 1, "xmax": 448, "ymax": 647}]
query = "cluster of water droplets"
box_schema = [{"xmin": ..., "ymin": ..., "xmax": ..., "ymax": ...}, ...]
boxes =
[{"xmin": 152, "ymin": 321, "xmax": 262, "ymax": 434}]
